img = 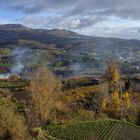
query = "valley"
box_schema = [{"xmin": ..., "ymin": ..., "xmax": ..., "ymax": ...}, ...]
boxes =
[
  {"xmin": 0, "ymin": 24, "xmax": 140, "ymax": 78},
  {"xmin": 0, "ymin": 24, "xmax": 140, "ymax": 140}
]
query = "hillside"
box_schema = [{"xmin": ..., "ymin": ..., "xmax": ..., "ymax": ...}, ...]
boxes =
[
  {"xmin": 0, "ymin": 24, "xmax": 140, "ymax": 77},
  {"xmin": 45, "ymin": 120, "xmax": 140, "ymax": 140}
]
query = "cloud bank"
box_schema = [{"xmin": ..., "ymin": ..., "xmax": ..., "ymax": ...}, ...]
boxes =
[{"xmin": 1, "ymin": 0, "xmax": 140, "ymax": 39}]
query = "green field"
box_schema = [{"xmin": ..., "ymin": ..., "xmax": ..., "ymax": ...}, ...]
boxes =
[
  {"xmin": 45, "ymin": 120, "xmax": 140, "ymax": 140},
  {"xmin": 0, "ymin": 80, "xmax": 28, "ymax": 92},
  {"xmin": 0, "ymin": 81, "xmax": 27, "ymax": 87}
]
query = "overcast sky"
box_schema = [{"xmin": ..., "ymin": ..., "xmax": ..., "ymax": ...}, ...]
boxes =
[{"xmin": 1, "ymin": 0, "xmax": 140, "ymax": 39}]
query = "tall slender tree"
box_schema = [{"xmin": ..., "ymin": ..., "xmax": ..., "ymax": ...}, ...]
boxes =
[
  {"xmin": 106, "ymin": 57, "xmax": 121, "ymax": 83},
  {"xmin": 26, "ymin": 66, "xmax": 62, "ymax": 128}
]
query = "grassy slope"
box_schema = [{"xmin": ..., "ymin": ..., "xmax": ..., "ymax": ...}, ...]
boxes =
[
  {"xmin": 44, "ymin": 120, "xmax": 140, "ymax": 140},
  {"xmin": 0, "ymin": 81, "xmax": 27, "ymax": 88}
]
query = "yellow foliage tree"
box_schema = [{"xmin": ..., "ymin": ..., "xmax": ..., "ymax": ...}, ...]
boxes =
[
  {"xmin": 0, "ymin": 98, "xmax": 30, "ymax": 140},
  {"xmin": 101, "ymin": 97, "xmax": 107, "ymax": 112},
  {"xmin": 27, "ymin": 66, "xmax": 62, "ymax": 128},
  {"xmin": 106, "ymin": 58, "xmax": 121, "ymax": 83},
  {"xmin": 109, "ymin": 91, "xmax": 120, "ymax": 116},
  {"xmin": 123, "ymin": 91, "xmax": 130, "ymax": 114}
]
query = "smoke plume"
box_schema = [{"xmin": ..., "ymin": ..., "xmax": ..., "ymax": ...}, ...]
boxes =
[{"xmin": 11, "ymin": 47, "xmax": 30, "ymax": 74}]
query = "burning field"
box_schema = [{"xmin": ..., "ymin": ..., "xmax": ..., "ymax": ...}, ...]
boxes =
[{"xmin": 0, "ymin": 47, "xmax": 42, "ymax": 79}]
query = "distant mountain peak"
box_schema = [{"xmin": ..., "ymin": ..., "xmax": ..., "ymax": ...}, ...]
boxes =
[
  {"xmin": 0, "ymin": 24, "xmax": 30, "ymax": 30},
  {"xmin": 0, "ymin": 24, "xmax": 83, "ymax": 38}
]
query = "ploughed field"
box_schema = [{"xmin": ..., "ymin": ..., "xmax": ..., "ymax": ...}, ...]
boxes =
[{"xmin": 44, "ymin": 120, "xmax": 140, "ymax": 140}]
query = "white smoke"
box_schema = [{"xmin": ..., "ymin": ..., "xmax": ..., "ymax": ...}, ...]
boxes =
[
  {"xmin": 11, "ymin": 47, "xmax": 29, "ymax": 74},
  {"xmin": 0, "ymin": 74, "xmax": 10, "ymax": 79}
]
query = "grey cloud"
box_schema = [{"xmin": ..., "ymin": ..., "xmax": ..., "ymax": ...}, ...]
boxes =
[
  {"xmin": 1, "ymin": 0, "xmax": 140, "ymax": 19},
  {"xmin": 22, "ymin": 14, "xmax": 108, "ymax": 30},
  {"xmin": 84, "ymin": 27, "xmax": 140, "ymax": 40},
  {"xmin": 22, "ymin": 15, "xmax": 81, "ymax": 30},
  {"xmin": 1, "ymin": 0, "xmax": 77, "ymax": 14},
  {"xmin": 1, "ymin": 0, "xmax": 140, "ymax": 22},
  {"xmin": 77, "ymin": 16, "xmax": 108, "ymax": 29},
  {"xmin": 1, "ymin": 0, "xmax": 140, "ymax": 39}
]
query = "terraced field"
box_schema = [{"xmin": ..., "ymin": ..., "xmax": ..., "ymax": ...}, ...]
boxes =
[
  {"xmin": 45, "ymin": 120, "xmax": 140, "ymax": 140},
  {"xmin": 0, "ymin": 56, "xmax": 15, "ymax": 74}
]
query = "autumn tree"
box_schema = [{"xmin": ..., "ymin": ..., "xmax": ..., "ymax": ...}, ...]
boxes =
[
  {"xmin": 0, "ymin": 98, "xmax": 30, "ymax": 140},
  {"xmin": 108, "ymin": 91, "xmax": 121, "ymax": 118},
  {"xmin": 8, "ymin": 74, "xmax": 20, "ymax": 81},
  {"xmin": 26, "ymin": 65, "xmax": 62, "ymax": 128},
  {"xmin": 123, "ymin": 91, "xmax": 130, "ymax": 116},
  {"xmin": 81, "ymin": 91, "xmax": 103, "ymax": 120},
  {"xmin": 99, "ymin": 83, "xmax": 109, "ymax": 113},
  {"xmin": 106, "ymin": 57, "xmax": 121, "ymax": 83},
  {"xmin": 100, "ymin": 97, "xmax": 107, "ymax": 112}
]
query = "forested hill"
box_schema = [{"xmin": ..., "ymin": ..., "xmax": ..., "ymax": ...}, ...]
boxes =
[
  {"xmin": 0, "ymin": 24, "xmax": 140, "ymax": 48},
  {"xmin": 0, "ymin": 24, "xmax": 140, "ymax": 77}
]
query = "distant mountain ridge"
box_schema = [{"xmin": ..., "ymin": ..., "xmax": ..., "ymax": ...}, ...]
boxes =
[
  {"xmin": 0, "ymin": 24, "xmax": 140, "ymax": 77},
  {"xmin": 0, "ymin": 24, "xmax": 140, "ymax": 45},
  {"xmin": 0, "ymin": 24, "xmax": 140, "ymax": 40},
  {"xmin": 0, "ymin": 24, "xmax": 84, "ymax": 38}
]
